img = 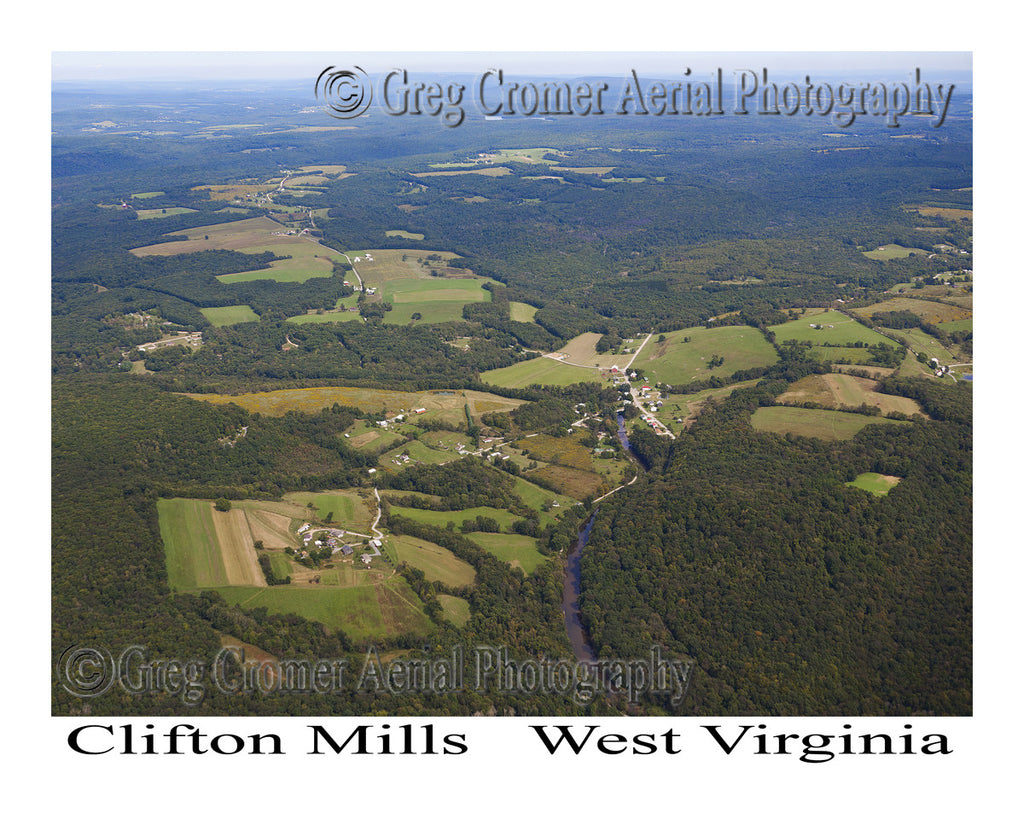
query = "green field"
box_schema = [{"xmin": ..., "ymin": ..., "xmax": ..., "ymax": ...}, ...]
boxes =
[
  {"xmin": 210, "ymin": 580, "xmax": 432, "ymax": 641},
  {"xmin": 136, "ymin": 207, "xmax": 197, "ymax": 219},
  {"xmin": 465, "ymin": 532, "xmax": 548, "ymax": 574},
  {"xmin": 131, "ymin": 215, "xmax": 345, "ymax": 283},
  {"xmin": 391, "ymin": 534, "xmax": 476, "ymax": 587},
  {"xmin": 769, "ymin": 313, "xmax": 898, "ymax": 348},
  {"xmin": 186, "ymin": 386, "xmax": 519, "ymax": 426},
  {"xmin": 636, "ymin": 325, "xmax": 778, "ymax": 386},
  {"xmin": 937, "ymin": 317, "xmax": 973, "ymax": 333},
  {"xmin": 379, "ymin": 439, "xmax": 458, "ymax": 469},
  {"xmin": 200, "ymin": 305, "xmax": 259, "ymax": 326},
  {"xmin": 862, "ymin": 244, "xmax": 926, "ymax": 260},
  {"xmin": 281, "ymin": 490, "xmax": 373, "ymax": 531},
  {"xmin": 509, "ymin": 302, "xmax": 538, "ymax": 322},
  {"xmin": 885, "ymin": 327, "xmax": 958, "ymax": 365},
  {"xmin": 845, "ymin": 472, "xmax": 902, "ymax": 496},
  {"xmin": 388, "ymin": 505, "xmax": 523, "ymax": 532},
  {"xmin": 438, "ymin": 594, "xmax": 471, "ymax": 627},
  {"xmin": 481, "ymin": 354, "xmax": 608, "ymax": 388},
  {"xmin": 380, "ymin": 278, "xmax": 490, "ymax": 325},
  {"xmin": 159, "ymin": 498, "xmax": 229, "ymax": 589},
  {"xmin": 385, "ymin": 230, "xmax": 425, "ymax": 240},
  {"xmin": 750, "ymin": 406, "xmax": 909, "ymax": 441}
]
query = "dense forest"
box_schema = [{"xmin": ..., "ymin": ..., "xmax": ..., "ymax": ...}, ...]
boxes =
[{"xmin": 51, "ymin": 76, "xmax": 972, "ymax": 717}]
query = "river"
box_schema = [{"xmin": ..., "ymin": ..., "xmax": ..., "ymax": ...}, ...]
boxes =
[{"xmin": 561, "ymin": 413, "xmax": 638, "ymax": 663}]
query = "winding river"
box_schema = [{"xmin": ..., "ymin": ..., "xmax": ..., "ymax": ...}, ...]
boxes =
[{"xmin": 561, "ymin": 414, "xmax": 639, "ymax": 662}]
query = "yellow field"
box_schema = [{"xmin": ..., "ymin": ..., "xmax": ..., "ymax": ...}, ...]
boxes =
[
  {"xmin": 413, "ymin": 167, "xmax": 512, "ymax": 177},
  {"xmin": 347, "ymin": 248, "xmax": 463, "ymax": 286},
  {"xmin": 777, "ymin": 374, "xmax": 926, "ymax": 417},
  {"xmin": 183, "ymin": 386, "xmax": 522, "ymax": 422},
  {"xmin": 129, "ymin": 216, "xmax": 344, "ymax": 284},
  {"xmin": 853, "ymin": 297, "xmax": 970, "ymax": 325}
]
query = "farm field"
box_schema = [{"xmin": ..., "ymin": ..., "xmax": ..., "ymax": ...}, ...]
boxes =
[
  {"xmin": 885, "ymin": 327, "xmax": 960, "ymax": 366},
  {"xmin": 385, "ymin": 230, "xmax": 424, "ymax": 240},
  {"xmin": 184, "ymin": 386, "xmax": 522, "ymax": 425},
  {"xmin": 280, "ymin": 490, "xmax": 374, "ymax": 532},
  {"xmin": 481, "ymin": 353, "xmax": 609, "ymax": 388},
  {"xmin": 768, "ymin": 312, "xmax": 899, "ymax": 348},
  {"xmin": 158, "ymin": 499, "xmax": 264, "ymax": 590},
  {"xmin": 526, "ymin": 463, "xmax": 608, "ymax": 500},
  {"xmin": 437, "ymin": 595, "xmax": 471, "ymax": 627},
  {"xmin": 465, "ymin": 532, "xmax": 548, "ymax": 575},
  {"xmin": 211, "ymin": 579, "xmax": 432, "ymax": 641},
  {"xmin": 845, "ymin": 472, "xmax": 902, "ymax": 496},
  {"xmin": 346, "ymin": 248, "xmax": 463, "ymax": 287},
  {"xmin": 387, "ymin": 505, "xmax": 524, "ymax": 533},
  {"xmin": 135, "ymin": 207, "xmax": 197, "ymax": 219},
  {"xmin": 750, "ymin": 406, "xmax": 909, "ymax": 441},
  {"xmin": 635, "ymin": 325, "xmax": 778, "ymax": 385},
  {"xmin": 390, "ymin": 534, "xmax": 476, "ymax": 587},
  {"xmin": 776, "ymin": 374, "xmax": 926, "ymax": 417},
  {"xmin": 130, "ymin": 215, "xmax": 345, "ymax": 283},
  {"xmin": 509, "ymin": 302, "xmax": 538, "ymax": 322},
  {"xmin": 862, "ymin": 244, "xmax": 927, "ymax": 260},
  {"xmin": 938, "ymin": 317, "xmax": 973, "ymax": 333},
  {"xmin": 853, "ymin": 297, "xmax": 971, "ymax": 325},
  {"xmin": 413, "ymin": 167, "xmax": 512, "ymax": 177},
  {"xmin": 200, "ymin": 305, "xmax": 259, "ymax": 326},
  {"xmin": 518, "ymin": 433, "xmax": 594, "ymax": 471}
]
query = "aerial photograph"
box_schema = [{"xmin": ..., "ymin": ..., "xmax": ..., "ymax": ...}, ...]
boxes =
[{"xmin": 51, "ymin": 50, "xmax": 972, "ymax": 723}]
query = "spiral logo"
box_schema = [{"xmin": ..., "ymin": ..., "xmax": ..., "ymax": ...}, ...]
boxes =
[
  {"xmin": 58, "ymin": 645, "xmax": 115, "ymax": 698},
  {"xmin": 316, "ymin": 65, "xmax": 373, "ymax": 119}
]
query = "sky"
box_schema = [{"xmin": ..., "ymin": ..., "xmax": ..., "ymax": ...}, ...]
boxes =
[{"xmin": 51, "ymin": 51, "xmax": 972, "ymax": 83}]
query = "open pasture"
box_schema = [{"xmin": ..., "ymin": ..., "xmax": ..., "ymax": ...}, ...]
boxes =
[
  {"xmin": 845, "ymin": 472, "xmax": 902, "ymax": 496},
  {"xmin": 390, "ymin": 534, "xmax": 476, "ymax": 587},
  {"xmin": 346, "ymin": 248, "xmax": 463, "ymax": 287},
  {"xmin": 518, "ymin": 433, "xmax": 594, "ymax": 472},
  {"xmin": 438, "ymin": 595, "xmax": 471, "ymax": 627},
  {"xmin": 853, "ymin": 297, "xmax": 970, "ymax": 325},
  {"xmin": 750, "ymin": 406, "xmax": 909, "ymax": 441},
  {"xmin": 211, "ymin": 578, "xmax": 432, "ymax": 641},
  {"xmin": 862, "ymin": 244, "xmax": 927, "ymax": 260},
  {"xmin": 200, "ymin": 305, "xmax": 259, "ymax": 326},
  {"xmin": 637, "ymin": 325, "xmax": 778, "ymax": 385},
  {"xmin": 481, "ymin": 354, "xmax": 609, "ymax": 388},
  {"xmin": 768, "ymin": 313, "xmax": 898, "ymax": 348},
  {"xmin": 185, "ymin": 386, "xmax": 518, "ymax": 426},
  {"xmin": 130, "ymin": 216, "xmax": 344, "ymax": 283},
  {"xmin": 135, "ymin": 207, "xmax": 197, "ymax": 219},
  {"xmin": 413, "ymin": 167, "xmax": 512, "ymax": 177},
  {"xmin": 465, "ymin": 532, "xmax": 548, "ymax": 575},
  {"xmin": 388, "ymin": 505, "xmax": 523, "ymax": 533},
  {"xmin": 526, "ymin": 464, "xmax": 607, "ymax": 500},
  {"xmin": 776, "ymin": 374, "xmax": 926, "ymax": 417},
  {"xmin": 158, "ymin": 499, "xmax": 264, "ymax": 590},
  {"xmin": 281, "ymin": 490, "xmax": 374, "ymax": 532},
  {"xmin": 509, "ymin": 302, "xmax": 538, "ymax": 323}
]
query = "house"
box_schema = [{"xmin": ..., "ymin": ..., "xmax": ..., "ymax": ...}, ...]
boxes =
[{"xmin": 340, "ymin": 544, "xmax": 354, "ymax": 556}]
